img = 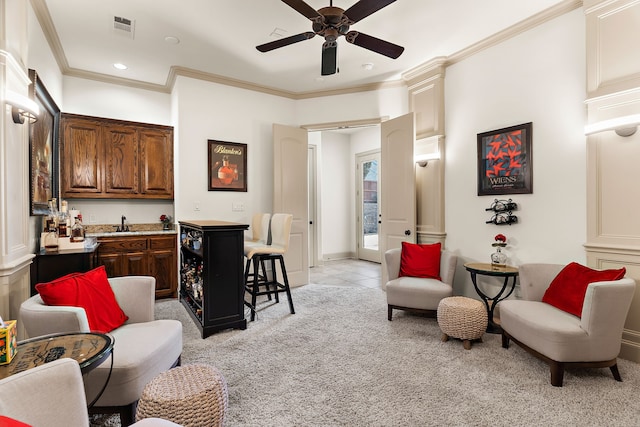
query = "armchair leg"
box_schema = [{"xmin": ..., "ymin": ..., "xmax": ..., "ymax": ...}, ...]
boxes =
[
  {"xmin": 550, "ymin": 361, "xmax": 564, "ymax": 387},
  {"xmin": 610, "ymin": 363, "xmax": 622, "ymax": 382},
  {"xmin": 501, "ymin": 331, "xmax": 510, "ymax": 348},
  {"xmin": 387, "ymin": 305, "xmax": 393, "ymax": 321}
]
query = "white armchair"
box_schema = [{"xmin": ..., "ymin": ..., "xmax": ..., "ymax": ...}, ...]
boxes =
[
  {"xmin": 499, "ymin": 263, "xmax": 636, "ymax": 386},
  {"xmin": 0, "ymin": 358, "xmax": 181, "ymax": 427},
  {"xmin": 19, "ymin": 276, "xmax": 183, "ymax": 426},
  {"xmin": 384, "ymin": 248, "xmax": 458, "ymax": 320}
]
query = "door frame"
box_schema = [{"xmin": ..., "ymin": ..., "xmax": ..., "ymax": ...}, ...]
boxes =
[
  {"xmin": 308, "ymin": 144, "xmax": 319, "ymax": 267},
  {"xmin": 356, "ymin": 149, "xmax": 381, "ymax": 263}
]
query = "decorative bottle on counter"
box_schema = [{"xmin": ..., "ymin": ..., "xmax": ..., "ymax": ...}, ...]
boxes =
[
  {"xmin": 58, "ymin": 200, "xmax": 69, "ymax": 238},
  {"xmin": 70, "ymin": 215, "xmax": 85, "ymax": 242},
  {"xmin": 45, "ymin": 198, "xmax": 58, "ymax": 233}
]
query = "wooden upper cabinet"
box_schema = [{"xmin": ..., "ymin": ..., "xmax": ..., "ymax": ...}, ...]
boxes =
[
  {"xmin": 61, "ymin": 117, "xmax": 103, "ymax": 194},
  {"xmin": 61, "ymin": 113, "xmax": 174, "ymax": 199},
  {"xmin": 139, "ymin": 128, "xmax": 174, "ymax": 197},
  {"xmin": 105, "ymin": 125, "xmax": 139, "ymax": 195}
]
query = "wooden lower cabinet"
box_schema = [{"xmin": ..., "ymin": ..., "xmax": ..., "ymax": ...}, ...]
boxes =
[{"xmin": 97, "ymin": 234, "xmax": 177, "ymax": 298}]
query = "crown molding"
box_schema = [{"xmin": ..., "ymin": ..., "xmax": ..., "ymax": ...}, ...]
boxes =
[
  {"xmin": 31, "ymin": 0, "xmax": 582, "ymax": 99},
  {"xmin": 447, "ymin": 0, "xmax": 583, "ymax": 67}
]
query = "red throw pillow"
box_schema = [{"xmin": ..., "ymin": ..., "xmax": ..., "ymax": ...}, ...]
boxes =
[
  {"xmin": 542, "ymin": 262, "xmax": 626, "ymax": 317},
  {"xmin": 35, "ymin": 266, "xmax": 128, "ymax": 333},
  {"xmin": 0, "ymin": 416, "xmax": 32, "ymax": 427},
  {"xmin": 399, "ymin": 242, "xmax": 442, "ymax": 280}
]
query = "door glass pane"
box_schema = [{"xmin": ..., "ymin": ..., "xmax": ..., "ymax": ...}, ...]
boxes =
[{"xmin": 362, "ymin": 159, "xmax": 378, "ymax": 251}]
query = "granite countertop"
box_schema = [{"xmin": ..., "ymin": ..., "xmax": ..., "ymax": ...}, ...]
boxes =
[{"xmin": 85, "ymin": 223, "xmax": 178, "ymax": 238}]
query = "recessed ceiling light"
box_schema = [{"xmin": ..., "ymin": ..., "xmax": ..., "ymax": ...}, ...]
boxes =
[
  {"xmin": 362, "ymin": 63, "xmax": 374, "ymax": 71},
  {"xmin": 164, "ymin": 36, "xmax": 180, "ymax": 44},
  {"xmin": 113, "ymin": 63, "xmax": 128, "ymax": 70}
]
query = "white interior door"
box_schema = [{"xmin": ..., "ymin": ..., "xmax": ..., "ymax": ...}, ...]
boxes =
[
  {"xmin": 380, "ymin": 113, "xmax": 416, "ymax": 285},
  {"xmin": 273, "ymin": 124, "xmax": 309, "ymax": 287},
  {"xmin": 356, "ymin": 150, "xmax": 381, "ymax": 263}
]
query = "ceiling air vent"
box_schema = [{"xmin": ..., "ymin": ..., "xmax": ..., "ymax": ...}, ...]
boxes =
[{"xmin": 113, "ymin": 16, "xmax": 135, "ymax": 39}]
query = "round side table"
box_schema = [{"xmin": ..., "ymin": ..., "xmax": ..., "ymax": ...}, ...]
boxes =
[{"xmin": 463, "ymin": 262, "xmax": 519, "ymax": 333}]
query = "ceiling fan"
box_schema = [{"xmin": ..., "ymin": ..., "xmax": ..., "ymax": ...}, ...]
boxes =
[{"xmin": 256, "ymin": 0, "xmax": 404, "ymax": 76}]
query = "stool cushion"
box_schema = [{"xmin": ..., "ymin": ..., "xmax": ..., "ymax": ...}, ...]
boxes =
[
  {"xmin": 437, "ymin": 296, "xmax": 487, "ymax": 340},
  {"xmin": 136, "ymin": 364, "xmax": 228, "ymax": 427},
  {"xmin": 83, "ymin": 319, "xmax": 182, "ymax": 407}
]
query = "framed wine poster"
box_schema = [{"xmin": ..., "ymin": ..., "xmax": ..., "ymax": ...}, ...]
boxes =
[
  {"xmin": 208, "ymin": 140, "xmax": 247, "ymax": 192},
  {"xmin": 477, "ymin": 122, "xmax": 532, "ymax": 196}
]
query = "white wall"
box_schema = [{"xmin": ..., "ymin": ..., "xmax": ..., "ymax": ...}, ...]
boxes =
[
  {"xmin": 62, "ymin": 77, "xmax": 172, "ymax": 125},
  {"xmin": 318, "ymin": 131, "xmax": 351, "ymax": 259},
  {"xmin": 444, "ymin": 9, "xmax": 586, "ymax": 296},
  {"xmin": 295, "ymin": 86, "xmax": 407, "ymax": 126},
  {"xmin": 173, "ymin": 76, "xmax": 296, "ymax": 227}
]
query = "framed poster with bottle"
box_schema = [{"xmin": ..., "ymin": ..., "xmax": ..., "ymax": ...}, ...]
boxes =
[
  {"xmin": 28, "ymin": 69, "xmax": 61, "ymax": 215},
  {"xmin": 208, "ymin": 140, "xmax": 247, "ymax": 192}
]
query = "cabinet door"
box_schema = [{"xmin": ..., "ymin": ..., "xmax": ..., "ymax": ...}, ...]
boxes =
[
  {"xmin": 123, "ymin": 251, "xmax": 148, "ymax": 276},
  {"xmin": 149, "ymin": 236, "xmax": 177, "ymax": 298},
  {"xmin": 139, "ymin": 128, "xmax": 174, "ymax": 198},
  {"xmin": 105, "ymin": 125, "xmax": 139, "ymax": 196},
  {"xmin": 98, "ymin": 252, "xmax": 122, "ymax": 277},
  {"xmin": 61, "ymin": 117, "xmax": 103, "ymax": 196},
  {"xmin": 149, "ymin": 249, "xmax": 177, "ymax": 298}
]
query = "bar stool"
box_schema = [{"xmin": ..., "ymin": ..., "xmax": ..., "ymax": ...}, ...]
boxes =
[
  {"xmin": 244, "ymin": 213, "xmax": 295, "ymax": 321},
  {"xmin": 244, "ymin": 213, "xmax": 271, "ymax": 291}
]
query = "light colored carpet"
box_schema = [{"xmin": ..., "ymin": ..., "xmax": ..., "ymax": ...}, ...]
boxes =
[{"xmin": 93, "ymin": 284, "xmax": 640, "ymax": 426}]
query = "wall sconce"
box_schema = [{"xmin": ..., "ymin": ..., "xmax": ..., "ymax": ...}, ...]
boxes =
[
  {"xmin": 415, "ymin": 152, "xmax": 440, "ymax": 167},
  {"xmin": 5, "ymin": 90, "xmax": 40, "ymax": 124},
  {"xmin": 584, "ymin": 114, "xmax": 640, "ymax": 137}
]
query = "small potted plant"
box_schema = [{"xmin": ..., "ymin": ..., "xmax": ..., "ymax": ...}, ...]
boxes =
[{"xmin": 160, "ymin": 214, "xmax": 172, "ymax": 230}]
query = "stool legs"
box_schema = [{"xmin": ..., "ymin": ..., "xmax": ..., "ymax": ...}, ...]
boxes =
[{"xmin": 244, "ymin": 253, "xmax": 295, "ymax": 321}]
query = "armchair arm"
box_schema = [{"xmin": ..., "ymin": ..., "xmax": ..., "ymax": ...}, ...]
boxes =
[
  {"xmin": 20, "ymin": 295, "xmax": 90, "ymax": 338},
  {"xmin": 109, "ymin": 276, "xmax": 156, "ymax": 324},
  {"xmin": 384, "ymin": 248, "xmax": 401, "ymax": 282},
  {"xmin": 440, "ymin": 251, "xmax": 457, "ymax": 286},
  {"xmin": 0, "ymin": 358, "xmax": 90, "ymax": 427},
  {"xmin": 581, "ymin": 278, "xmax": 636, "ymax": 338}
]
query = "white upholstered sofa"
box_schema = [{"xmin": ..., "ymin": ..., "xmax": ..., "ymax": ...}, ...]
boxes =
[
  {"xmin": 499, "ymin": 263, "xmax": 635, "ymax": 386},
  {"xmin": 19, "ymin": 276, "xmax": 183, "ymax": 425}
]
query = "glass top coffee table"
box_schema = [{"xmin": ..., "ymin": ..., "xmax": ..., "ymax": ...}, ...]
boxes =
[{"xmin": 0, "ymin": 331, "xmax": 113, "ymax": 380}]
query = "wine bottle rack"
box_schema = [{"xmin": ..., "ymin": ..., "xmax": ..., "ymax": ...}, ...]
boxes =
[{"xmin": 178, "ymin": 220, "xmax": 248, "ymax": 338}]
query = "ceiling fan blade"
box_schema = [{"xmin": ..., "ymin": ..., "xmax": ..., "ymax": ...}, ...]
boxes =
[
  {"xmin": 321, "ymin": 41, "xmax": 338, "ymax": 76},
  {"xmin": 281, "ymin": 0, "xmax": 322, "ymax": 20},
  {"xmin": 343, "ymin": 0, "xmax": 396, "ymax": 24},
  {"xmin": 345, "ymin": 31, "xmax": 404, "ymax": 59},
  {"xmin": 256, "ymin": 32, "xmax": 316, "ymax": 52}
]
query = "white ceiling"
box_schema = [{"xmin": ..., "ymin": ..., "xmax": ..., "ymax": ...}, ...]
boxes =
[{"xmin": 41, "ymin": 0, "xmax": 567, "ymax": 95}]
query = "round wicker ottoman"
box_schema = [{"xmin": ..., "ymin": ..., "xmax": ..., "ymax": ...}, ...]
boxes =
[
  {"xmin": 437, "ymin": 296, "xmax": 488, "ymax": 350},
  {"xmin": 136, "ymin": 364, "xmax": 228, "ymax": 427}
]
